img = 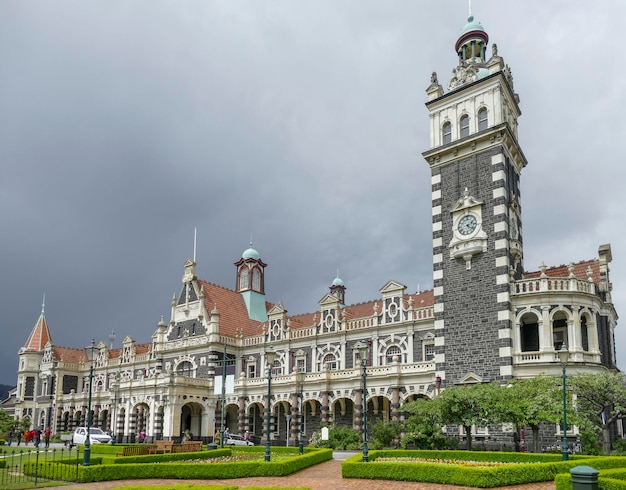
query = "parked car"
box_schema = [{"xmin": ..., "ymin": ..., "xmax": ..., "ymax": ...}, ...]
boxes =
[
  {"xmin": 71, "ymin": 427, "xmax": 112, "ymax": 445},
  {"xmin": 225, "ymin": 434, "xmax": 254, "ymax": 446}
]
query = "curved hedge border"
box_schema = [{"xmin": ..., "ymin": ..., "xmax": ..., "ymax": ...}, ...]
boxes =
[
  {"xmin": 342, "ymin": 451, "xmax": 626, "ymax": 488},
  {"xmin": 24, "ymin": 447, "xmax": 332, "ymax": 483}
]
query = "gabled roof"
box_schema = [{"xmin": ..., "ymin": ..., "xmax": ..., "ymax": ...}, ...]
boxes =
[
  {"xmin": 524, "ymin": 259, "xmax": 600, "ymax": 283},
  {"xmin": 199, "ymin": 280, "xmax": 265, "ymax": 337},
  {"xmin": 24, "ymin": 308, "xmax": 52, "ymax": 352}
]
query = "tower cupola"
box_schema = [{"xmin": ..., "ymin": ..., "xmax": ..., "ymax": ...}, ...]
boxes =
[
  {"xmin": 329, "ymin": 273, "xmax": 346, "ymax": 305},
  {"xmin": 235, "ymin": 243, "xmax": 268, "ymax": 321}
]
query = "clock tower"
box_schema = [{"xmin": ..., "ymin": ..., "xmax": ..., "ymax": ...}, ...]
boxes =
[{"xmin": 422, "ymin": 15, "xmax": 527, "ymax": 386}]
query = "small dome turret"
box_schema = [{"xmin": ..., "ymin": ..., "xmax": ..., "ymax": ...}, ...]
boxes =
[{"xmin": 242, "ymin": 245, "xmax": 259, "ymax": 259}]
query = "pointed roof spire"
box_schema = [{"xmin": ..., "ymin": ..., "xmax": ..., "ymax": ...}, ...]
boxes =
[{"xmin": 24, "ymin": 296, "xmax": 53, "ymax": 351}]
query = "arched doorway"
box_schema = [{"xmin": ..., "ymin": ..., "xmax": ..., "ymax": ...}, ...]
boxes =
[
  {"xmin": 180, "ymin": 402, "xmax": 203, "ymax": 441},
  {"xmin": 247, "ymin": 402, "xmax": 264, "ymax": 443}
]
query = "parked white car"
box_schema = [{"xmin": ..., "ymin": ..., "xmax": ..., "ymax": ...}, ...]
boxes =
[
  {"xmin": 225, "ymin": 434, "xmax": 254, "ymax": 446},
  {"xmin": 72, "ymin": 427, "xmax": 112, "ymax": 445}
]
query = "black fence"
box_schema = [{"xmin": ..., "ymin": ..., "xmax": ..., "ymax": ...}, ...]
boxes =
[{"xmin": 0, "ymin": 447, "xmax": 81, "ymax": 486}]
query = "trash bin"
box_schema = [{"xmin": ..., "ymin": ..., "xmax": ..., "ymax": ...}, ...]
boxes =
[{"xmin": 570, "ymin": 465, "xmax": 599, "ymax": 490}]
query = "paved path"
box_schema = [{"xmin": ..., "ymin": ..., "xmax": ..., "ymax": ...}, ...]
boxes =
[{"xmin": 58, "ymin": 454, "xmax": 557, "ymax": 490}]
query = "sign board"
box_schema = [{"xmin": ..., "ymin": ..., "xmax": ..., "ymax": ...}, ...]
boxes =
[
  {"xmin": 321, "ymin": 426, "xmax": 329, "ymax": 441},
  {"xmin": 213, "ymin": 363, "xmax": 236, "ymax": 395}
]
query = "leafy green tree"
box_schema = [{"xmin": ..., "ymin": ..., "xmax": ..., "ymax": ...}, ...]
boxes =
[
  {"xmin": 493, "ymin": 376, "xmax": 564, "ymax": 452},
  {"xmin": 370, "ymin": 420, "xmax": 403, "ymax": 449},
  {"xmin": 439, "ymin": 383, "xmax": 500, "ymax": 451},
  {"xmin": 0, "ymin": 410, "xmax": 15, "ymax": 433},
  {"xmin": 570, "ymin": 371, "xmax": 626, "ymax": 454},
  {"xmin": 402, "ymin": 397, "xmax": 447, "ymax": 449}
]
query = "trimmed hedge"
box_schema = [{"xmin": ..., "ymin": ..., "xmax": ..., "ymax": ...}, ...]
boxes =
[
  {"xmin": 342, "ymin": 451, "xmax": 626, "ymax": 488},
  {"xmin": 111, "ymin": 486, "xmax": 238, "ymax": 490},
  {"xmin": 556, "ymin": 470, "xmax": 626, "ymax": 490},
  {"xmin": 24, "ymin": 447, "xmax": 332, "ymax": 483}
]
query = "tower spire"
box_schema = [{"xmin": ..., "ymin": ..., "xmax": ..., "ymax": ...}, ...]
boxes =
[{"xmin": 24, "ymin": 298, "xmax": 53, "ymax": 351}]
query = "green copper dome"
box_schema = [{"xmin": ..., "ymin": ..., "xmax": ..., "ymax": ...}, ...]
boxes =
[
  {"xmin": 242, "ymin": 246, "xmax": 259, "ymax": 259},
  {"xmin": 461, "ymin": 15, "xmax": 485, "ymax": 35},
  {"xmin": 332, "ymin": 276, "xmax": 345, "ymax": 287}
]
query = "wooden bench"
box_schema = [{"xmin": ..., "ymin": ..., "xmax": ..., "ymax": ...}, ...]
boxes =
[
  {"xmin": 155, "ymin": 440, "xmax": 174, "ymax": 453},
  {"xmin": 115, "ymin": 444, "xmax": 157, "ymax": 457},
  {"xmin": 172, "ymin": 441, "xmax": 203, "ymax": 453}
]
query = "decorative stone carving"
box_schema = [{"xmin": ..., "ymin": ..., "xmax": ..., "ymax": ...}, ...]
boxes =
[{"xmin": 448, "ymin": 61, "xmax": 479, "ymax": 91}]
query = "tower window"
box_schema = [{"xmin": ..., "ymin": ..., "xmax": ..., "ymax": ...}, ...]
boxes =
[
  {"xmin": 442, "ymin": 122, "xmax": 452, "ymax": 144},
  {"xmin": 478, "ymin": 108, "xmax": 488, "ymax": 131},
  {"xmin": 239, "ymin": 268, "xmax": 249, "ymax": 290},
  {"xmin": 385, "ymin": 345, "xmax": 401, "ymax": 364},
  {"xmin": 460, "ymin": 115, "xmax": 470, "ymax": 138},
  {"xmin": 252, "ymin": 268, "xmax": 261, "ymax": 291}
]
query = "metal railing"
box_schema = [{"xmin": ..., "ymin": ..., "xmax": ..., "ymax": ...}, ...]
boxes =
[{"xmin": 0, "ymin": 446, "xmax": 81, "ymax": 486}]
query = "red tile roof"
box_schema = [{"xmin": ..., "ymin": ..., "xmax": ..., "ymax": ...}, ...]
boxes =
[
  {"xmin": 524, "ymin": 259, "xmax": 600, "ymax": 283},
  {"xmin": 24, "ymin": 311, "xmax": 52, "ymax": 352}
]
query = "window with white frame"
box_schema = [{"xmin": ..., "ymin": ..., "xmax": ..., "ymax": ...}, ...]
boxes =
[
  {"xmin": 247, "ymin": 363, "xmax": 256, "ymax": 378},
  {"xmin": 478, "ymin": 108, "xmax": 488, "ymax": 131},
  {"xmin": 460, "ymin": 115, "xmax": 470, "ymax": 138},
  {"xmin": 296, "ymin": 358, "xmax": 306, "ymax": 373},
  {"xmin": 323, "ymin": 353, "xmax": 337, "ymax": 370},
  {"xmin": 385, "ymin": 345, "xmax": 401, "ymax": 364},
  {"xmin": 271, "ymin": 360, "xmax": 282, "ymax": 376},
  {"xmin": 424, "ymin": 342, "xmax": 435, "ymax": 361},
  {"xmin": 442, "ymin": 121, "xmax": 452, "ymax": 144},
  {"xmin": 176, "ymin": 361, "xmax": 194, "ymax": 377}
]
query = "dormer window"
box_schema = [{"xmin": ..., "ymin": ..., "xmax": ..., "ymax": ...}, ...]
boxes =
[
  {"xmin": 478, "ymin": 108, "xmax": 488, "ymax": 131},
  {"xmin": 460, "ymin": 115, "xmax": 470, "ymax": 138},
  {"xmin": 442, "ymin": 122, "xmax": 452, "ymax": 144}
]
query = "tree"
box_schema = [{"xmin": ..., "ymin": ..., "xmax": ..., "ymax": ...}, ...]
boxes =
[
  {"xmin": 493, "ymin": 376, "xmax": 564, "ymax": 452},
  {"xmin": 371, "ymin": 420, "xmax": 403, "ymax": 449},
  {"xmin": 570, "ymin": 371, "xmax": 626, "ymax": 454},
  {"xmin": 402, "ymin": 396, "xmax": 447, "ymax": 449},
  {"xmin": 0, "ymin": 410, "xmax": 15, "ymax": 433},
  {"xmin": 439, "ymin": 383, "xmax": 500, "ymax": 451}
]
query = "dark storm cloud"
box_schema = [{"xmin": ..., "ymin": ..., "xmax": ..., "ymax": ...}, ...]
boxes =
[{"xmin": 1, "ymin": 1, "xmax": 625, "ymax": 384}]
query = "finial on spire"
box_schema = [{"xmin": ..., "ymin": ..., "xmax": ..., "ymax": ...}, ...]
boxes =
[
  {"xmin": 193, "ymin": 227, "xmax": 197, "ymax": 262},
  {"xmin": 109, "ymin": 329, "xmax": 116, "ymax": 349},
  {"xmin": 41, "ymin": 293, "xmax": 45, "ymax": 313},
  {"xmin": 469, "ymin": 0, "xmax": 472, "ymax": 17}
]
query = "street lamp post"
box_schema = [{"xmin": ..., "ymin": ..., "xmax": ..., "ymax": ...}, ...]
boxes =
[
  {"xmin": 83, "ymin": 339, "xmax": 98, "ymax": 466},
  {"xmin": 265, "ymin": 345, "xmax": 276, "ymax": 462},
  {"xmin": 558, "ymin": 345, "xmax": 570, "ymax": 461},
  {"xmin": 354, "ymin": 341, "xmax": 369, "ymax": 462},
  {"xmin": 296, "ymin": 370, "xmax": 305, "ymax": 455}
]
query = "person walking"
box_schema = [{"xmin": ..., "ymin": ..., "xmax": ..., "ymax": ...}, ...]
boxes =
[
  {"xmin": 44, "ymin": 427, "xmax": 51, "ymax": 448},
  {"xmin": 16, "ymin": 430, "xmax": 22, "ymax": 446},
  {"xmin": 34, "ymin": 426, "xmax": 41, "ymax": 448},
  {"xmin": 7, "ymin": 429, "xmax": 13, "ymax": 446}
]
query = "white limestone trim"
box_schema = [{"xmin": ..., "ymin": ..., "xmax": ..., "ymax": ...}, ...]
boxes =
[
  {"xmin": 433, "ymin": 237, "xmax": 443, "ymax": 248},
  {"xmin": 494, "ymin": 221, "xmax": 506, "ymax": 233},
  {"xmin": 500, "ymin": 365, "xmax": 513, "ymax": 377},
  {"xmin": 493, "ymin": 204, "xmax": 506, "ymax": 215},
  {"xmin": 435, "ymin": 353, "xmax": 445, "ymax": 363},
  {"xmin": 498, "ymin": 327, "xmax": 512, "ymax": 338},
  {"xmin": 434, "ymin": 303, "xmax": 444, "ymax": 313},
  {"xmin": 433, "ymin": 269, "xmax": 443, "ymax": 280},
  {"xmin": 435, "ymin": 335, "xmax": 445, "ymax": 345},
  {"xmin": 432, "ymin": 189, "xmax": 441, "ymax": 200},
  {"xmin": 434, "ymin": 319, "xmax": 444, "ymax": 330},
  {"xmin": 496, "ymin": 273, "xmax": 509, "ymax": 285},
  {"xmin": 498, "ymin": 310, "xmax": 512, "ymax": 322},
  {"xmin": 492, "ymin": 170, "xmax": 506, "ymax": 182},
  {"xmin": 432, "ymin": 174, "xmax": 441, "ymax": 185},
  {"xmin": 433, "ymin": 221, "xmax": 442, "ymax": 232},
  {"xmin": 499, "ymin": 346, "xmax": 512, "ymax": 357},
  {"xmin": 432, "ymin": 205, "xmax": 442, "ymax": 216},
  {"xmin": 491, "ymin": 154, "xmax": 504, "ymax": 166},
  {"xmin": 495, "ymin": 256, "xmax": 509, "ymax": 268},
  {"xmin": 497, "ymin": 292, "xmax": 510, "ymax": 303},
  {"xmin": 494, "ymin": 238, "xmax": 508, "ymax": 250},
  {"xmin": 433, "ymin": 253, "xmax": 443, "ymax": 264},
  {"xmin": 434, "ymin": 286, "xmax": 444, "ymax": 297},
  {"xmin": 493, "ymin": 187, "xmax": 506, "ymax": 199}
]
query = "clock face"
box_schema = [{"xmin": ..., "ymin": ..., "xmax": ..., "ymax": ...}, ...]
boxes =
[{"xmin": 458, "ymin": 215, "xmax": 477, "ymax": 235}]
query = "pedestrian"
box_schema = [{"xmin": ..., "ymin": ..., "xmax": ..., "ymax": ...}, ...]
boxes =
[
  {"xmin": 7, "ymin": 429, "xmax": 13, "ymax": 446},
  {"xmin": 24, "ymin": 430, "xmax": 31, "ymax": 445},
  {"xmin": 16, "ymin": 431, "xmax": 22, "ymax": 446},
  {"xmin": 139, "ymin": 429, "xmax": 146, "ymax": 443},
  {"xmin": 44, "ymin": 427, "xmax": 51, "ymax": 448},
  {"xmin": 34, "ymin": 427, "xmax": 41, "ymax": 448},
  {"xmin": 245, "ymin": 430, "xmax": 250, "ymax": 442}
]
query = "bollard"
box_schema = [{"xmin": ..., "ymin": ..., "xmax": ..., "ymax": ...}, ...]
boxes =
[{"xmin": 570, "ymin": 465, "xmax": 599, "ymax": 490}]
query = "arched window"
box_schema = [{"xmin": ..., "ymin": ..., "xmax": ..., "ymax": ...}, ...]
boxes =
[
  {"xmin": 323, "ymin": 353, "xmax": 337, "ymax": 370},
  {"xmin": 460, "ymin": 115, "xmax": 470, "ymax": 137},
  {"xmin": 478, "ymin": 108, "xmax": 488, "ymax": 131},
  {"xmin": 581, "ymin": 315, "xmax": 589, "ymax": 351},
  {"xmin": 252, "ymin": 268, "xmax": 261, "ymax": 291},
  {"xmin": 442, "ymin": 121, "xmax": 452, "ymax": 144},
  {"xmin": 239, "ymin": 268, "xmax": 249, "ymax": 290},
  {"xmin": 520, "ymin": 314, "xmax": 539, "ymax": 352},
  {"xmin": 552, "ymin": 312, "xmax": 569, "ymax": 350},
  {"xmin": 271, "ymin": 359, "xmax": 282, "ymax": 376},
  {"xmin": 176, "ymin": 361, "xmax": 194, "ymax": 378},
  {"xmin": 386, "ymin": 345, "xmax": 401, "ymax": 364}
]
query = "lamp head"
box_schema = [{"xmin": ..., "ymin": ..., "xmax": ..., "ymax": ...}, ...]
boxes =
[
  {"xmin": 558, "ymin": 345, "xmax": 569, "ymax": 365},
  {"xmin": 265, "ymin": 344, "xmax": 276, "ymax": 365},
  {"xmin": 354, "ymin": 340, "xmax": 368, "ymax": 363},
  {"xmin": 296, "ymin": 370, "xmax": 305, "ymax": 385},
  {"xmin": 84, "ymin": 339, "xmax": 98, "ymax": 363}
]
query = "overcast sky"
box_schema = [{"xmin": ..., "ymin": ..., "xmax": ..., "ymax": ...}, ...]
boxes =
[{"xmin": 1, "ymin": 1, "xmax": 625, "ymax": 385}]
